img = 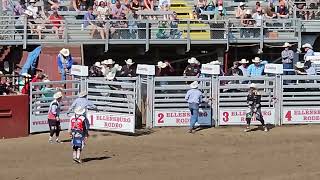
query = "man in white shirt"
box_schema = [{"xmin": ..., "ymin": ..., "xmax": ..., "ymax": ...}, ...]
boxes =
[
  {"xmin": 239, "ymin": 58, "xmax": 249, "ymax": 76},
  {"xmin": 252, "ymin": 7, "xmax": 263, "ymax": 37}
]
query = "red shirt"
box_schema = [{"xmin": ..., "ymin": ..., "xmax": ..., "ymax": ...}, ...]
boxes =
[{"xmin": 49, "ymin": 15, "xmax": 63, "ymax": 28}]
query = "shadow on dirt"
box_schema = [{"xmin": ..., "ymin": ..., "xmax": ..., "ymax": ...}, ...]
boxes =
[
  {"xmin": 249, "ymin": 124, "xmax": 276, "ymax": 132},
  {"xmin": 82, "ymin": 156, "xmax": 111, "ymax": 162}
]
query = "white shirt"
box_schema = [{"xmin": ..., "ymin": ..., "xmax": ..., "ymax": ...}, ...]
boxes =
[
  {"xmin": 253, "ymin": 13, "xmax": 263, "ymax": 27},
  {"xmin": 158, "ymin": 0, "xmax": 170, "ymax": 7},
  {"xmin": 239, "ymin": 65, "xmax": 248, "ymax": 76}
]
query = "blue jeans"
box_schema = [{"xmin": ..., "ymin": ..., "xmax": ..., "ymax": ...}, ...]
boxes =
[
  {"xmin": 283, "ymin": 63, "xmax": 293, "ymax": 75},
  {"xmin": 60, "ymin": 70, "xmax": 66, "ymax": 81},
  {"xmin": 189, "ymin": 103, "xmax": 199, "ymax": 129}
]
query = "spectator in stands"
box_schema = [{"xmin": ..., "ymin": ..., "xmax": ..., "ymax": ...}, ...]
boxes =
[
  {"xmin": 13, "ymin": 1, "xmax": 25, "ymax": 16},
  {"xmin": 57, "ymin": 48, "xmax": 73, "ymax": 80},
  {"xmin": 27, "ymin": 0, "xmax": 39, "ymax": 18},
  {"xmin": 253, "ymin": 1, "xmax": 261, "ymax": 13},
  {"xmin": 21, "ymin": 73, "xmax": 31, "ymax": 94},
  {"xmin": 226, "ymin": 61, "xmax": 243, "ymax": 76},
  {"xmin": 144, "ymin": 0, "xmax": 154, "ymax": 10},
  {"xmin": 295, "ymin": 62, "xmax": 316, "ymax": 75},
  {"xmin": 302, "ymin": 43, "xmax": 314, "ymax": 61},
  {"xmin": 214, "ymin": 0, "xmax": 226, "ymax": 16},
  {"xmin": 238, "ymin": 58, "xmax": 249, "ymax": 76},
  {"xmin": 196, "ymin": 0, "xmax": 207, "ymax": 17},
  {"xmin": 264, "ymin": 3, "xmax": 277, "ymax": 19},
  {"xmin": 156, "ymin": 61, "xmax": 174, "ymax": 76},
  {"xmin": 84, "ymin": 6, "xmax": 106, "ymax": 39},
  {"xmin": 96, "ymin": 1, "xmax": 111, "ymax": 21},
  {"xmin": 130, "ymin": 0, "xmax": 140, "ymax": 13},
  {"xmin": 70, "ymin": 0, "xmax": 81, "ymax": 11},
  {"xmin": 206, "ymin": 0, "xmax": 215, "ymax": 11},
  {"xmin": 235, "ymin": 2, "xmax": 246, "ymax": 19},
  {"xmin": 281, "ymin": 42, "xmax": 294, "ymax": 75},
  {"xmin": 183, "ymin": 57, "xmax": 201, "ymax": 76},
  {"xmin": 111, "ymin": 0, "xmax": 127, "ymax": 19},
  {"xmin": 49, "ymin": 9, "xmax": 64, "ymax": 39},
  {"xmin": 0, "ymin": 72, "xmax": 10, "ymax": 95},
  {"xmin": 120, "ymin": 59, "xmax": 135, "ymax": 77},
  {"xmin": 44, "ymin": 0, "xmax": 61, "ymax": 11},
  {"xmin": 277, "ymin": 1, "xmax": 289, "ymax": 19},
  {"xmin": 156, "ymin": 21, "xmax": 169, "ymax": 39},
  {"xmin": 169, "ymin": 12, "xmax": 182, "ymax": 39},
  {"xmin": 214, "ymin": 6, "xmax": 225, "ymax": 21},
  {"xmin": 241, "ymin": 10, "xmax": 254, "ymax": 38},
  {"xmin": 89, "ymin": 62, "xmax": 104, "ymax": 77},
  {"xmin": 247, "ymin": 57, "xmax": 267, "ymax": 76},
  {"xmin": 252, "ymin": 7, "xmax": 264, "ymax": 37},
  {"xmin": 158, "ymin": 0, "xmax": 170, "ymax": 13}
]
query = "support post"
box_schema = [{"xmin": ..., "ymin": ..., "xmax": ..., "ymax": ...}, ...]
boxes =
[
  {"xmin": 23, "ymin": 15, "xmax": 27, "ymax": 49},
  {"xmin": 145, "ymin": 21, "xmax": 149, "ymax": 52},
  {"xmin": 275, "ymin": 75, "xmax": 282, "ymax": 126},
  {"xmin": 259, "ymin": 19, "xmax": 263, "ymax": 52},
  {"xmin": 64, "ymin": 19, "xmax": 68, "ymax": 44},
  {"xmin": 145, "ymin": 75, "xmax": 154, "ymax": 128},
  {"xmin": 186, "ymin": 20, "xmax": 190, "ymax": 52},
  {"xmin": 211, "ymin": 75, "xmax": 219, "ymax": 127},
  {"xmin": 105, "ymin": 20, "xmax": 109, "ymax": 52}
]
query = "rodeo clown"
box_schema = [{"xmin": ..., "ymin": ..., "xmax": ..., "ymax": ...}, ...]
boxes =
[
  {"xmin": 47, "ymin": 91, "xmax": 63, "ymax": 143},
  {"xmin": 68, "ymin": 106, "xmax": 89, "ymax": 164},
  {"xmin": 245, "ymin": 83, "xmax": 268, "ymax": 132}
]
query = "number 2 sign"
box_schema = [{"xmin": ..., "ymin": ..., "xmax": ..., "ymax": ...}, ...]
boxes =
[{"xmin": 158, "ymin": 113, "xmax": 164, "ymax": 124}]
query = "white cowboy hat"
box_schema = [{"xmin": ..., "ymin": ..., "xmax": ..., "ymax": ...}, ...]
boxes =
[
  {"xmin": 190, "ymin": 81, "xmax": 199, "ymax": 89},
  {"xmin": 239, "ymin": 2, "xmax": 245, "ymax": 6},
  {"xmin": 21, "ymin": 73, "xmax": 31, "ymax": 77},
  {"xmin": 29, "ymin": 0, "xmax": 36, "ymax": 3},
  {"xmin": 188, "ymin": 57, "xmax": 198, "ymax": 64},
  {"xmin": 78, "ymin": 91, "xmax": 87, "ymax": 97},
  {"xmin": 74, "ymin": 106, "xmax": 85, "ymax": 115},
  {"xmin": 249, "ymin": 83, "xmax": 257, "ymax": 89},
  {"xmin": 209, "ymin": 60, "xmax": 221, "ymax": 65},
  {"xmin": 252, "ymin": 57, "xmax": 261, "ymax": 63},
  {"xmin": 0, "ymin": 71, "xmax": 3, "ymax": 75},
  {"xmin": 283, "ymin": 42, "xmax": 292, "ymax": 47},
  {"xmin": 302, "ymin": 43, "xmax": 313, "ymax": 49},
  {"xmin": 295, "ymin": 62, "xmax": 305, "ymax": 69},
  {"xmin": 157, "ymin": 61, "xmax": 167, "ymax": 68},
  {"xmin": 95, "ymin": 62, "xmax": 102, "ymax": 67},
  {"xmin": 43, "ymin": 79, "xmax": 50, "ymax": 83},
  {"xmin": 113, "ymin": 64, "xmax": 122, "ymax": 71},
  {"xmin": 53, "ymin": 92, "xmax": 63, "ymax": 99},
  {"xmin": 245, "ymin": 9, "xmax": 251, "ymax": 15},
  {"xmin": 106, "ymin": 72, "xmax": 116, "ymax": 80},
  {"xmin": 125, "ymin": 59, "xmax": 135, "ymax": 65},
  {"xmin": 106, "ymin": 59, "xmax": 115, "ymax": 65},
  {"xmin": 60, "ymin": 48, "xmax": 70, "ymax": 56},
  {"xmin": 24, "ymin": 10, "xmax": 33, "ymax": 16},
  {"xmin": 239, "ymin": 59, "xmax": 249, "ymax": 64},
  {"xmin": 101, "ymin": 60, "xmax": 108, "ymax": 65}
]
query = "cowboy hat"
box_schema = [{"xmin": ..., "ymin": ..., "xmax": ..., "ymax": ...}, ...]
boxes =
[
  {"xmin": 249, "ymin": 83, "xmax": 257, "ymax": 89},
  {"xmin": 21, "ymin": 73, "xmax": 31, "ymax": 77},
  {"xmin": 74, "ymin": 106, "xmax": 85, "ymax": 115},
  {"xmin": 101, "ymin": 60, "xmax": 108, "ymax": 65},
  {"xmin": 113, "ymin": 64, "xmax": 122, "ymax": 71},
  {"xmin": 190, "ymin": 81, "xmax": 199, "ymax": 89},
  {"xmin": 125, "ymin": 59, "xmax": 135, "ymax": 65},
  {"xmin": 188, "ymin": 57, "xmax": 198, "ymax": 64},
  {"xmin": 239, "ymin": 2, "xmax": 245, "ymax": 6},
  {"xmin": 53, "ymin": 92, "xmax": 63, "ymax": 99},
  {"xmin": 0, "ymin": 71, "xmax": 3, "ymax": 75},
  {"xmin": 302, "ymin": 43, "xmax": 313, "ymax": 49},
  {"xmin": 157, "ymin": 61, "xmax": 167, "ymax": 68},
  {"xmin": 295, "ymin": 62, "xmax": 305, "ymax": 69},
  {"xmin": 24, "ymin": 10, "xmax": 33, "ymax": 16},
  {"xmin": 106, "ymin": 72, "xmax": 116, "ymax": 80},
  {"xmin": 252, "ymin": 57, "xmax": 262, "ymax": 63},
  {"xmin": 78, "ymin": 91, "xmax": 87, "ymax": 97},
  {"xmin": 95, "ymin": 62, "xmax": 102, "ymax": 67},
  {"xmin": 209, "ymin": 60, "xmax": 221, "ymax": 65},
  {"xmin": 245, "ymin": 9, "xmax": 251, "ymax": 15},
  {"xmin": 239, "ymin": 59, "xmax": 249, "ymax": 64},
  {"xmin": 29, "ymin": 0, "xmax": 36, "ymax": 3},
  {"xmin": 60, "ymin": 48, "xmax": 70, "ymax": 56},
  {"xmin": 283, "ymin": 42, "xmax": 291, "ymax": 47},
  {"xmin": 105, "ymin": 59, "xmax": 115, "ymax": 65}
]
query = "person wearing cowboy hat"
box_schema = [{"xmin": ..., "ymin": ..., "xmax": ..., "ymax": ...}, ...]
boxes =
[
  {"xmin": 67, "ymin": 91, "xmax": 98, "ymax": 118},
  {"xmin": 68, "ymin": 106, "xmax": 89, "ymax": 163},
  {"xmin": 20, "ymin": 73, "xmax": 32, "ymax": 94},
  {"xmin": 185, "ymin": 81, "xmax": 203, "ymax": 133},
  {"xmin": 48, "ymin": 91, "xmax": 63, "ymax": 143},
  {"xmin": 102, "ymin": 59, "xmax": 115, "ymax": 77},
  {"xmin": 281, "ymin": 42, "xmax": 294, "ymax": 76},
  {"xmin": 156, "ymin": 60, "xmax": 174, "ymax": 76},
  {"xmin": 89, "ymin": 62, "xmax": 104, "ymax": 77},
  {"xmin": 295, "ymin": 61, "xmax": 316, "ymax": 75},
  {"xmin": 183, "ymin": 57, "xmax": 201, "ymax": 77},
  {"xmin": 245, "ymin": 83, "xmax": 268, "ymax": 132},
  {"xmin": 238, "ymin": 59, "xmax": 249, "ymax": 76},
  {"xmin": 302, "ymin": 43, "xmax": 314, "ymax": 62},
  {"xmin": 57, "ymin": 48, "xmax": 73, "ymax": 81},
  {"xmin": 247, "ymin": 57, "xmax": 268, "ymax": 76},
  {"xmin": 120, "ymin": 59, "xmax": 136, "ymax": 77},
  {"xmin": 235, "ymin": 2, "xmax": 246, "ymax": 19}
]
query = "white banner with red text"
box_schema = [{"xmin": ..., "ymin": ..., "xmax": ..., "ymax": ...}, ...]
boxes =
[
  {"xmin": 154, "ymin": 109, "xmax": 213, "ymax": 127},
  {"xmin": 219, "ymin": 108, "xmax": 275, "ymax": 125},
  {"xmin": 282, "ymin": 107, "xmax": 320, "ymax": 124},
  {"xmin": 30, "ymin": 114, "xmax": 70, "ymax": 133},
  {"xmin": 87, "ymin": 111, "xmax": 135, "ymax": 133}
]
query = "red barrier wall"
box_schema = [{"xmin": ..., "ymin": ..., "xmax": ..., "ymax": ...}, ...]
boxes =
[{"xmin": 0, "ymin": 95, "xmax": 29, "ymax": 139}]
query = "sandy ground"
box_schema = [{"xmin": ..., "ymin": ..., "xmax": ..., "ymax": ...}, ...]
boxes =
[{"xmin": 1, "ymin": 125, "xmax": 320, "ymax": 180}]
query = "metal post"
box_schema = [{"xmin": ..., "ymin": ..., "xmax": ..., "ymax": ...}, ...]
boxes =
[
  {"xmin": 105, "ymin": 20, "xmax": 109, "ymax": 52},
  {"xmin": 297, "ymin": 20, "xmax": 302, "ymax": 49},
  {"xmin": 145, "ymin": 21, "xmax": 149, "ymax": 52},
  {"xmin": 226, "ymin": 19, "xmax": 229, "ymax": 52},
  {"xmin": 211, "ymin": 75, "xmax": 219, "ymax": 127},
  {"xmin": 186, "ymin": 20, "xmax": 190, "ymax": 52},
  {"xmin": 80, "ymin": 44, "xmax": 84, "ymax": 65},
  {"xmin": 259, "ymin": 19, "xmax": 263, "ymax": 52},
  {"xmin": 0, "ymin": 0, "xmax": 3, "ymax": 15},
  {"xmin": 145, "ymin": 75, "xmax": 154, "ymax": 128},
  {"xmin": 275, "ymin": 75, "xmax": 282, "ymax": 126},
  {"xmin": 64, "ymin": 19, "xmax": 68, "ymax": 44},
  {"xmin": 23, "ymin": 15, "xmax": 27, "ymax": 49}
]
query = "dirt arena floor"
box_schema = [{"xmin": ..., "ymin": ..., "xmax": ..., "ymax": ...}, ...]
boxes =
[{"xmin": 1, "ymin": 125, "xmax": 320, "ymax": 180}]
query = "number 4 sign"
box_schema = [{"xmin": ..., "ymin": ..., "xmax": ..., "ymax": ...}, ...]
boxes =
[{"xmin": 282, "ymin": 108, "xmax": 320, "ymax": 124}]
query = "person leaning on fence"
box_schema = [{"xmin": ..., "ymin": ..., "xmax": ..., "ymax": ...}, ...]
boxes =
[
  {"xmin": 102, "ymin": 59, "xmax": 115, "ymax": 77},
  {"xmin": 169, "ymin": 12, "xmax": 182, "ymax": 39},
  {"xmin": 156, "ymin": 61, "xmax": 174, "ymax": 76},
  {"xmin": 120, "ymin": 59, "xmax": 136, "ymax": 77},
  {"xmin": 89, "ymin": 62, "xmax": 104, "ymax": 77},
  {"xmin": 185, "ymin": 81, "xmax": 203, "ymax": 133},
  {"xmin": 238, "ymin": 58, "xmax": 249, "ymax": 76},
  {"xmin": 281, "ymin": 42, "xmax": 294, "ymax": 76},
  {"xmin": 247, "ymin": 57, "xmax": 268, "ymax": 76},
  {"xmin": 69, "ymin": 106, "xmax": 89, "ymax": 164},
  {"xmin": 240, "ymin": 10, "xmax": 254, "ymax": 38},
  {"xmin": 48, "ymin": 92, "xmax": 63, "ymax": 143},
  {"xmin": 183, "ymin": 57, "xmax": 201, "ymax": 77},
  {"xmin": 245, "ymin": 83, "xmax": 268, "ymax": 132},
  {"xmin": 302, "ymin": 43, "xmax": 314, "ymax": 62},
  {"xmin": 295, "ymin": 62, "xmax": 316, "ymax": 75},
  {"xmin": 57, "ymin": 48, "xmax": 73, "ymax": 81}
]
